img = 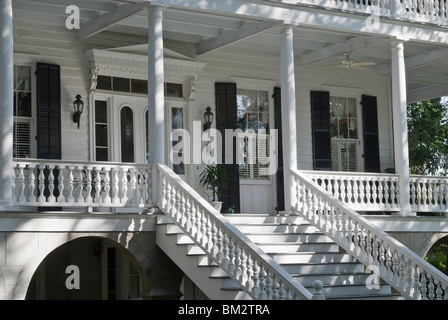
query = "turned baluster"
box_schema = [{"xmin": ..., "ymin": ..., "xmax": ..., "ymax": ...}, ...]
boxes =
[
  {"xmin": 28, "ymin": 165, "xmax": 36, "ymax": 203},
  {"xmin": 413, "ymin": 264, "xmax": 422, "ymax": 299},
  {"xmin": 257, "ymin": 266, "xmax": 267, "ymax": 300},
  {"xmin": 11, "ymin": 167, "xmax": 16, "ymax": 203},
  {"xmin": 19, "ymin": 165, "xmax": 26, "ymax": 203},
  {"xmin": 112, "ymin": 169, "xmax": 119, "ymax": 204},
  {"xmin": 85, "ymin": 167, "xmax": 93, "ymax": 203},
  {"xmin": 67, "ymin": 166, "xmax": 74, "ymax": 203},
  {"xmin": 57, "ymin": 166, "xmax": 65, "ymax": 202},
  {"xmin": 103, "ymin": 168, "xmax": 111, "ymax": 204},
  {"xmin": 76, "ymin": 167, "xmax": 84, "ymax": 203},
  {"xmin": 47, "ymin": 166, "xmax": 55, "ymax": 203},
  {"xmin": 120, "ymin": 168, "xmax": 128, "ymax": 205}
]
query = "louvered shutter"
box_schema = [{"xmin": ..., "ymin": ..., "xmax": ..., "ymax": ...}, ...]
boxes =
[
  {"xmin": 273, "ymin": 87, "xmax": 284, "ymax": 211},
  {"xmin": 362, "ymin": 95, "xmax": 381, "ymax": 173},
  {"xmin": 36, "ymin": 63, "xmax": 61, "ymax": 207},
  {"xmin": 215, "ymin": 82, "xmax": 240, "ymax": 213},
  {"xmin": 310, "ymin": 91, "xmax": 332, "ymax": 170},
  {"xmin": 37, "ymin": 63, "xmax": 61, "ymax": 160}
]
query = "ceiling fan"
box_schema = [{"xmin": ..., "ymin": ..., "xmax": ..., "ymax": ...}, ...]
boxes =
[{"xmin": 335, "ymin": 52, "xmax": 376, "ymax": 71}]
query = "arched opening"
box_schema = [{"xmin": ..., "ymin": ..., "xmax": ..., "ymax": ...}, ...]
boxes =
[
  {"xmin": 425, "ymin": 236, "xmax": 448, "ymax": 275},
  {"xmin": 25, "ymin": 236, "xmax": 145, "ymax": 300}
]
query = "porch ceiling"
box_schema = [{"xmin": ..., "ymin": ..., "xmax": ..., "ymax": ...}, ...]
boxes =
[{"xmin": 14, "ymin": 0, "xmax": 448, "ymax": 102}]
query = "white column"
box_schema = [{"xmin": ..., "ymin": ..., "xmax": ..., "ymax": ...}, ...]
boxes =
[
  {"xmin": 0, "ymin": 0, "xmax": 14, "ymax": 209},
  {"xmin": 280, "ymin": 25, "xmax": 298, "ymax": 213},
  {"xmin": 146, "ymin": 5, "xmax": 166, "ymax": 207},
  {"xmin": 391, "ymin": 39, "xmax": 412, "ymax": 216}
]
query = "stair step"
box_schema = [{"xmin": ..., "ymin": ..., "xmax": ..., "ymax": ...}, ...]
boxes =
[
  {"xmin": 269, "ymin": 252, "xmax": 353, "ymax": 264},
  {"xmin": 246, "ymin": 233, "xmax": 332, "ymax": 243},
  {"xmin": 156, "ymin": 213, "xmax": 405, "ymax": 300},
  {"xmin": 279, "ymin": 261, "xmax": 365, "ymax": 274},
  {"xmin": 232, "ymin": 223, "xmax": 319, "ymax": 234},
  {"xmin": 258, "ymin": 242, "xmax": 340, "ymax": 253}
]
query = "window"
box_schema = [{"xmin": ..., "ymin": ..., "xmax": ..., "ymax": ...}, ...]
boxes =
[
  {"xmin": 95, "ymin": 75, "xmax": 182, "ymax": 97},
  {"xmin": 120, "ymin": 106, "xmax": 134, "ymax": 163},
  {"xmin": 171, "ymin": 107, "xmax": 185, "ymax": 174},
  {"xmin": 13, "ymin": 65, "xmax": 33, "ymax": 158},
  {"xmin": 330, "ymin": 96, "xmax": 358, "ymax": 171},
  {"xmin": 95, "ymin": 100, "xmax": 109, "ymax": 161},
  {"xmin": 236, "ymin": 88, "xmax": 270, "ymax": 180}
]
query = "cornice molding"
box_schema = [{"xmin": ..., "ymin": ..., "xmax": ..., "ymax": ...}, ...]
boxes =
[{"xmin": 86, "ymin": 49, "xmax": 207, "ymax": 96}]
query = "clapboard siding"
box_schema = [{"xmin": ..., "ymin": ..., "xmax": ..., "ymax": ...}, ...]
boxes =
[{"xmin": 13, "ymin": 11, "xmax": 394, "ymax": 172}]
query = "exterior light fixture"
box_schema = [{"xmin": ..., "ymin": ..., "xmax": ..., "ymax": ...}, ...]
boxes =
[
  {"xmin": 203, "ymin": 106, "xmax": 213, "ymax": 131},
  {"xmin": 72, "ymin": 94, "xmax": 84, "ymax": 129}
]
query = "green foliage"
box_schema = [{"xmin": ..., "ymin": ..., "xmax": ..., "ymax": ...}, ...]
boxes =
[
  {"xmin": 408, "ymin": 98, "xmax": 448, "ymax": 175},
  {"xmin": 425, "ymin": 243, "xmax": 448, "ymax": 275},
  {"xmin": 199, "ymin": 165, "xmax": 227, "ymax": 202}
]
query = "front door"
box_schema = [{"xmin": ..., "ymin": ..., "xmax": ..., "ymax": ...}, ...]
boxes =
[
  {"xmin": 235, "ymin": 79, "xmax": 276, "ymax": 214},
  {"xmin": 92, "ymin": 94, "xmax": 148, "ymax": 163}
]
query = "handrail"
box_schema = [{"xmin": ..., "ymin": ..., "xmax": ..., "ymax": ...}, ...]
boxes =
[
  {"xmin": 12, "ymin": 158, "xmax": 152, "ymax": 208},
  {"xmin": 291, "ymin": 168, "xmax": 448, "ymax": 300},
  {"xmin": 157, "ymin": 163, "xmax": 313, "ymax": 300}
]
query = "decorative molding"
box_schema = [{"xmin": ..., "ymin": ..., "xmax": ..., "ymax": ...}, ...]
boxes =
[{"xmin": 86, "ymin": 49, "xmax": 207, "ymax": 96}]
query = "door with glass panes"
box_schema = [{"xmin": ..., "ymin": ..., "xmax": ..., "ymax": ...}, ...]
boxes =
[
  {"xmin": 93, "ymin": 95, "xmax": 148, "ymax": 163},
  {"xmin": 235, "ymin": 79, "xmax": 275, "ymax": 214}
]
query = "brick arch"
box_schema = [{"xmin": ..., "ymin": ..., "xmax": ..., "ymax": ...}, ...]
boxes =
[{"xmin": 13, "ymin": 232, "xmax": 151, "ymax": 300}]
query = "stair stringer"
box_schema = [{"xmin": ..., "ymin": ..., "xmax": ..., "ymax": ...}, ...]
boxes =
[{"xmin": 156, "ymin": 217, "xmax": 250, "ymax": 300}]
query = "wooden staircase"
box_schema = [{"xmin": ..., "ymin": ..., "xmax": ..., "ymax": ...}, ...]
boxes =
[{"xmin": 155, "ymin": 213, "xmax": 404, "ymax": 300}]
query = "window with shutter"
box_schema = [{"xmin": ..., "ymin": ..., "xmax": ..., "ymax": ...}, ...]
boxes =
[{"xmin": 13, "ymin": 65, "xmax": 33, "ymax": 158}]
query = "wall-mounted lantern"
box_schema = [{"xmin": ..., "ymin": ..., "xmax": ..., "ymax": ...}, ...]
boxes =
[{"xmin": 72, "ymin": 94, "xmax": 84, "ymax": 129}]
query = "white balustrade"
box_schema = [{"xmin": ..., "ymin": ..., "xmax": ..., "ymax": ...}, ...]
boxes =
[
  {"xmin": 12, "ymin": 159, "xmax": 152, "ymax": 209},
  {"xmin": 266, "ymin": 0, "xmax": 448, "ymax": 25},
  {"xmin": 292, "ymin": 168, "xmax": 448, "ymax": 300},
  {"xmin": 410, "ymin": 175, "xmax": 448, "ymax": 212},
  {"xmin": 303, "ymin": 170, "xmax": 400, "ymax": 212},
  {"xmin": 157, "ymin": 163, "xmax": 313, "ymax": 300}
]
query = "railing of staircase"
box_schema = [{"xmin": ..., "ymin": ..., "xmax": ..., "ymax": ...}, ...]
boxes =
[
  {"xmin": 291, "ymin": 168, "xmax": 448, "ymax": 300},
  {"xmin": 12, "ymin": 159, "xmax": 152, "ymax": 209},
  {"xmin": 157, "ymin": 163, "xmax": 313, "ymax": 300}
]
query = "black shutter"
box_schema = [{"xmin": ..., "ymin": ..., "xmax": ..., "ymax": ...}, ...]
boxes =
[
  {"xmin": 37, "ymin": 62, "xmax": 61, "ymax": 160},
  {"xmin": 310, "ymin": 91, "xmax": 332, "ymax": 170},
  {"xmin": 362, "ymin": 95, "xmax": 381, "ymax": 173},
  {"xmin": 273, "ymin": 87, "xmax": 284, "ymax": 212},
  {"xmin": 215, "ymin": 83, "xmax": 240, "ymax": 213}
]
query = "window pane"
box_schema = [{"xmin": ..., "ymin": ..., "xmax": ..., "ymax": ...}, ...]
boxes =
[
  {"xmin": 95, "ymin": 100, "xmax": 107, "ymax": 123},
  {"xmin": 121, "ymin": 107, "xmax": 134, "ymax": 162},
  {"xmin": 97, "ymin": 75, "xmax": 112, "ymax": 90},
  {"xmin": 95, "ymin": 124, "xmax": 108, "ymax": 147},
  {"xmin": 15, "ymin": 66, "xmax": 31, "ymax": 91},
  {"xmin": 96, "ymin": 148, "xmax": 108, "ymax": 162},
  {"xmin": 113, "ymin": 77, "xmax": 130, "ymax": 92},
  {"xmin": 131, "ymin": 79, "xmax": 148, "ymax": 94},
  {"xmin": 165, "ymin": 83, "xmax": 183, "ymax": 97}
]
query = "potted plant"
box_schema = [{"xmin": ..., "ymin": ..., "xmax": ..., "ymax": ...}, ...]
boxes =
[{"xmin": 199, "ymin": 164, "xmax": 227, "ymax": 212}]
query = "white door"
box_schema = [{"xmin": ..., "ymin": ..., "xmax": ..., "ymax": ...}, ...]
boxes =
[{"xmin": 234, "ymin": 79, "xmax": 276, "ymax": 214}]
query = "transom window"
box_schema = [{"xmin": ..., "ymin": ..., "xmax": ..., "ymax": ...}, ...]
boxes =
[{"xmin": 96, "ymin": 75, "xmax": 183, "ymax": 97}]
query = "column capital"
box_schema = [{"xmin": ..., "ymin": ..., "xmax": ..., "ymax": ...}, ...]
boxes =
[
  {"xmin": 390, "ymin": 37, "xmax": 409, "ymax": 48},
  {"xmin": 145, "ymin": 2, "xmax": 168, "ymax": 17}
]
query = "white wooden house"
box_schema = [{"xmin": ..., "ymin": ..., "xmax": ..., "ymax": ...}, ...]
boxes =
[{"xmin": 1, "ymin": 0, "xmax": 448, "ymax": 300}]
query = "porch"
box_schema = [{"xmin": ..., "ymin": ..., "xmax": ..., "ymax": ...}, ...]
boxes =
[{"xmin": 11, "ymin": 158, "xmax": 448, "ymax": 217}]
